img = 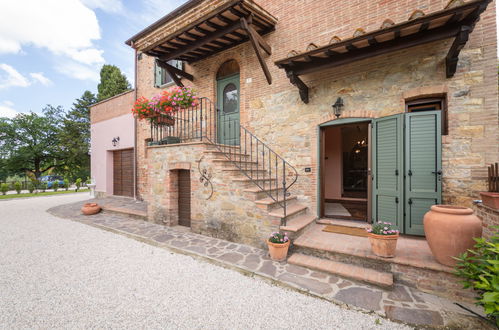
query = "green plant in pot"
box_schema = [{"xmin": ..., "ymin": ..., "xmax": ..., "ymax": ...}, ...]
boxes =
[{"xmin": 366, "ymin": 222, "xmax": 399, "ymax": 258}]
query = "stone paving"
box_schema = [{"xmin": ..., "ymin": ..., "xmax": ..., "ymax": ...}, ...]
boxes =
[{"xmin": 48, "ymin": 199, "xmax": 493, "ymax": 329}]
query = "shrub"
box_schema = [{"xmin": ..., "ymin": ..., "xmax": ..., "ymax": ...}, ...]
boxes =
[
  {"xmin": 75, "ymin": 178, "xmax": 82, "ymax": 192},
  {"xmin": 52, "ymin": 181, "xmax": 59, "ymax": 192},
  {"xmin": 455, "ymin": 228, "xmax": 499, "ymax": 327},
  {"xmin": 27, "ymin": 182, "xmax": 35, "ymax": 193},
  {"xmin": 63, "ymin": 178, "xmax": 70, "ymax": 191},
  {"xmin": 0, "ymin": 183, "xmax": 8, "ymax": 195},
  {"xmin": 14, "ymin": 181, "xmax": 22, "ymax": 194}
]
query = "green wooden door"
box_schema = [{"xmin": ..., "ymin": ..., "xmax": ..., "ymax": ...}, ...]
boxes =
[
  {"xmin": 371, "ymin": 114, "xmax": 404, "ymax": 231},
  {"xmin": 217, "ymin": 74, "xmax": 240, "ymax": 145},
  {"xmin": 404, "ymin": 111, "xmax": 442, "ymax": 235}
]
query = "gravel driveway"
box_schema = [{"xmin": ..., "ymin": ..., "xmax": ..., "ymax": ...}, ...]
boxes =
[{"xmin": 0, "ymin": 194, "xmax": 411, "ymax": 329}]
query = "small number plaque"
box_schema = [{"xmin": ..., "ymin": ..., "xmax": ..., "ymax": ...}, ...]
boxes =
[{"xmin": 304, "ymin": 168, "xmax": 311, "ymax": 173}]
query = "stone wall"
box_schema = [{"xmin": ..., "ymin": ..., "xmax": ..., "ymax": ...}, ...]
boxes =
[
  {"xmin": 145, "ymin": 142, "xmax": 279, "ymax": 248},
  {"xmin": 472, "ymin": 203, "xmax": 499, "ymax": 240},
  {"xmin": 132, "ymin": 0, "xmax": 498, "ymax": 234}
]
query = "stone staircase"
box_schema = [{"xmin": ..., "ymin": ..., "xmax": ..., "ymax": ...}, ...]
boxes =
[{"xmin": 204, "ymin": 148, "xmax": 316, "ymax": 240}]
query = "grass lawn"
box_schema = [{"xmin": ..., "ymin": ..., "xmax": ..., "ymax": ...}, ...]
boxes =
[{"xmin": 0, "ymin": 189, "xmax": 89, "ymax": 200}]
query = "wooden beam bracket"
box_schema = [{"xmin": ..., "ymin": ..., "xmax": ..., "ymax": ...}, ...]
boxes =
[
  {"xmin": 286, "ymin": 70, "xmax": 309, "ymax": 104},
  {"xmin": 445, "ymin": 25, "xmax": 471, "ymax": 78},
  {"xmin": 241, "ymin": 17, "xmax": 272, "ymax": 84}
]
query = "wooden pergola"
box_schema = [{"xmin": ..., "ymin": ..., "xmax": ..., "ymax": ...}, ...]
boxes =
[
  {"xmin": 275, "ymin": 0, "xmax": 491, "ymax": 104},
  {"xmin": 127, "ymin": 0, "xmax": 277, "ymax": 86}
]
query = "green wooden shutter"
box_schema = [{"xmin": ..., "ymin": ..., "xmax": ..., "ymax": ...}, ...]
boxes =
[
  {"xmin": 404, "ymin": 111, "xmax": 442, "ymax": 235},
  {"xmin": 154, "ymin": 61, "xmax": 162, "ymax": 87},
  {"xmin": 371, "ymin": 114, "xmax": 404, "ymax": 231}
]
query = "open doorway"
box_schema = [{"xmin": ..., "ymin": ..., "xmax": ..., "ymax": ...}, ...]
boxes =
[{"xmin": 322, "ymin": 122, "xmax": 369, "ymax": 221}]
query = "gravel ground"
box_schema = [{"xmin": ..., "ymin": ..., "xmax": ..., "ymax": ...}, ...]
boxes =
[{"xmin": 0, "ymin": 194, "xmax": 412, "ymax": 329}]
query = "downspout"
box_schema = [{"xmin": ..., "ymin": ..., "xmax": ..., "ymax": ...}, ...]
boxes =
[{"xmin": 133, "ymin": 46, "xmax": 138, "ymax": 200}]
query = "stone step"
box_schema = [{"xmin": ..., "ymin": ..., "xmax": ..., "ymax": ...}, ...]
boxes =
[
  {"xmin": 288, "ymin": 253, "xmax": 393, "ymax": 288},
  {"xmin": 212, "ymin": 158, "xmax": 258, "ymax": 165},
  {"xmin": 232, "ymin": 177, "xmax": 277, "ymax": 183},
  {"xmin": 254, "ymin": 195, "xmax": 298, "ymax": 211},
  {"xmin": 203, "ymin": 150, "xmax": 250, "ymax": 158},
  {"xmin": 316, "ymin": 218, "xmax": 369, "ymax": 229},
  {"xmin": 268, "ymin": 203, "xmax": 307, "ymax": 219},
  {"xmin": 101, "ymin": 206, "xmax": 148, "ymax": 221},
  {"xmin": 243, "ymin": 187, "xmax": 285, "ymax": 201},
  {"xmin": 221, "ymin": 168, "xmax": 268, "ymax": 174},
  {"xmin": 281, "ymin": 214, "xmax": 316, "ymax": 233}
]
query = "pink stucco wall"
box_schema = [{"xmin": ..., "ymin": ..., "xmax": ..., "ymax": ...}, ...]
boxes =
[{"xmin": 90, "ymin": 113, "xmax": 135, "ymax": 195}]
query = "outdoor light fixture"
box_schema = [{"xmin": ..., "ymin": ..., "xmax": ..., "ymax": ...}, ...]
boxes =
[
  {"xmin": 332, "ymin": 97, "xmax": 344, "ymax": 118},
  {"xmin": 112, "ymin": 137, "xmax": 120, "ymax": 147}
]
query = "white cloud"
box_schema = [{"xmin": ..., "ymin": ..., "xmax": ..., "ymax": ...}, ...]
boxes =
[
  {"xmin": 0, "ymin": 101, "xmax": 19, "ymax": 118},
  {"xmin": 0, "ymin": 64, "xmax": 31, "ymax": 89},
  {"xmin": 81, "ymin": 0, "xmax": 123, "ymax": 13},
  {"xmin": 0, "ymin": 0, "xmax": 104, "ymax": 65},
  {"xmin": 30, "ymin": 73, "xmax": 52, "ymax": 86},
  {"xmin": 56, "ymin": 62, "xmax": 100, "ymax": 82},
  {"xmin": 136, "ymin": 0, "xmax": 187, "ymax": 23}
]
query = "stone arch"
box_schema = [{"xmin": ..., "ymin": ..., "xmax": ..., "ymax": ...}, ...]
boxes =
[
  {"xmin": 317, "ymin": 110, "xmax": 377, "ymax": 126},
  {"xmin": 216, "ymin": 59, "xmax": 240, "ymax": 80},
  {"xmin": 409, "ymin": 10, "xmax": 425, "ymax": 20}
]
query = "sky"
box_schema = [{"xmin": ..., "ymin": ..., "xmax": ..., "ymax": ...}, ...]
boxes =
[
  {"xmin": 0, "ymin": 0, "xmax": 188, "ymax": 117},
  {"xmin": 0, "ymin": 0, "xmax": 497, "ymax": 118}
]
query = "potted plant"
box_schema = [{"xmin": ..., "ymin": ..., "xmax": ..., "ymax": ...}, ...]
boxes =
[
  {"xmin": 366, "ymin": 222, "xmax": 399, "ymax": 258},
  {"xmin": 267, "ymin": 232, "xmax": 290, "ymax": 261}
]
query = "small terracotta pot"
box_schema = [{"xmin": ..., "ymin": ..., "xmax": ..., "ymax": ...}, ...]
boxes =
[
  {"xmin": 424, "ymin": 205, "xmax": 482, "ymax": 267},
  {"xmin": 267, "ymin": 240, "xmax": 290, "ymax": 261},
  {"xmin": 368, "ymin": 233, "xmax": 399, "ymax": 258},
  {"xmin": 480, "ymin": 192, "xmax": 499, "ymax": 210},
  {"xmin": 81, "ymin": 203, "xmax": 101, "ymax": 215}
]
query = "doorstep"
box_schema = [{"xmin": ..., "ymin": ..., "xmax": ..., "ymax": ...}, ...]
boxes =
[{"xmin": 47, "ymin": 199, "xmax": 492, "ymax": 329}]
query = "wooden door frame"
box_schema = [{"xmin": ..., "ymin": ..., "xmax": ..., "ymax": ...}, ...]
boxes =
[{"xmin": 317, "ymin": 118, "xmax": 372, "ymax": 218}]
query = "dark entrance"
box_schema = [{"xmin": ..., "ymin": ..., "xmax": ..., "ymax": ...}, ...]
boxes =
[
  {"xmin": 178, "ymin": 170, "xmax": 191, "ymax": 227},
  {"xmin": 113, "ymin": 149, "xmax": 134, "ymax": 197},
  {"xmin": 322, "ymin": 122, "xmax": 370, "ymax": 221}
]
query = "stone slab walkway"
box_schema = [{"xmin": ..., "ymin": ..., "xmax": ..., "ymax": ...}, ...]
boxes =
[{"xmin": 48, "ymin": 199, "xmax": 492, "ymax": 329}]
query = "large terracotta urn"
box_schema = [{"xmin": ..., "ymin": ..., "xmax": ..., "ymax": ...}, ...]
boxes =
[{"xmin": 424, "ymin": 205, "xmax": 482, "ymax": 267}]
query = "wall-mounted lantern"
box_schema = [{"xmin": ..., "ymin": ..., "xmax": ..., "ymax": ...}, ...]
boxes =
[
  {"xmin": 112, "ymin": 137, "xmax": 120, "ymax": 147},
  {"xmin": 332, "ymin": 97, "xmax": 344, "ymax": 118}
]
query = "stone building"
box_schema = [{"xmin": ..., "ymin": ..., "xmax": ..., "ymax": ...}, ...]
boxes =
[{"xmin": 92, "ymin": 0, "xmax": 497, "ymax": 299}]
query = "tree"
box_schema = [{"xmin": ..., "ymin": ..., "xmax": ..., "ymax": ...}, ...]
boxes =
[
  {"xmin": 59, "ymin": 91, "xmax": 96, "ymax": 180},
  {"xmin": 0, "ymin": 106, "xmax": 65, "ymax": 179},
  {"xmin": 97, "ymin": 64, "xmax": 131, "ymax": 101}
]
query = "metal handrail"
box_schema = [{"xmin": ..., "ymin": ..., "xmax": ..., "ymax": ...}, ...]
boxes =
[{"xmin": 148, "ymin": 96, "xmax": 299, "ymax": 225}]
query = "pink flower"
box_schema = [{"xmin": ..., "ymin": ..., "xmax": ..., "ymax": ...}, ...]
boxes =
[
  {"xmin": 383, "ymin": 227, "xmax": 388, "ymax": 230},
  {"xmin": 383, "ymin": 231, "xmax": 387, "ymax": 234}
]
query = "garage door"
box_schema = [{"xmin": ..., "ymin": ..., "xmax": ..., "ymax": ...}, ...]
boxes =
[
  {"xmin": 113, "ymin": 149, "xmax": 134, "ymax": 197},
  {"xmin": 178, "ymin": 170, "xmax": 191, "ymax": 227}
]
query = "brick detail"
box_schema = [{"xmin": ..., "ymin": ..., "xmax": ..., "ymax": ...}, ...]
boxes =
[
  {"xmin": 90, "ymin": 90, "xmax": 135, "ymax": 124},
  {"xmin": 472, "ymin": 203, "xmax": 499, "ymax": 240}
]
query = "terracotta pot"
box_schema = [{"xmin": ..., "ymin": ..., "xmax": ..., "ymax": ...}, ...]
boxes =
[
  {"xmin": 424, "ymin": 205, "xmax": 482, "ymax": 267},
  {"xmin": 368, "ymin": 233, "xmax": 399, "ymax": 258},
  {"xmin": 267, "ymin": 240, "xmax": 290, "ymax": 261},
  {"xmin": 81, "ymin": 203, "xmax": 101, "ymax": 215},
  {"xmin": 480, "ymin": 192, "xmax": 499, "ymax": 210}
]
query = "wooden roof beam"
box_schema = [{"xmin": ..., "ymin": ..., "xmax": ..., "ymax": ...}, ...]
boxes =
[
  {"xmin": 446, "ymin": 25, "xmax": 470, "ymax": 78},
  {"xmin": 159, "ymin": 19, "xmax": 244, "ymax": 61},
  {"xmin": 241, "ymin": 16, "xmax": 272, "ymax": 84},
  {"xmin": 156, "ymin": 59, "xmax": 194, "ymax": 81}
]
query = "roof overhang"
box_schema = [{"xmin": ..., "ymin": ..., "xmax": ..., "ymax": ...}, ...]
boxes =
[
  {"xmin": 275, "ymin": 0, "xmax": 492, "ymax": 104},
  {"xmin": 127, "ymin": 0, "xmax": 277, "ymax": 85}
]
